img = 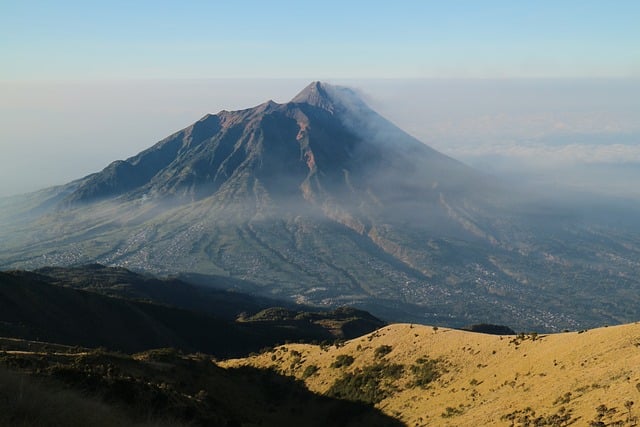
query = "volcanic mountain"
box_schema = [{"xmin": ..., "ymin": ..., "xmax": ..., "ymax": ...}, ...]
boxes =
[
  {"xmin": 57, "ymin": 81, "xmax": 483, "ymax": 236},
  {"xmin": 0, "ymin": 82, "xmax": 490, "ymax": 287},
  {"xmin": 3, "ymin": 82, "xmax": 640, "ymax": 331}
]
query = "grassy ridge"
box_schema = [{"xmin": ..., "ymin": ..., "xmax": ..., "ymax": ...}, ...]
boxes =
[{"xmin": 225, "ymin": 322, "xmax": 640, "ymax": 426}]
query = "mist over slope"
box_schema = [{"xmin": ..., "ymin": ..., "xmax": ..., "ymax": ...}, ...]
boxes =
[{"xmin": 2, "ymin": 82, "xmax": 640, "ymax": 332}]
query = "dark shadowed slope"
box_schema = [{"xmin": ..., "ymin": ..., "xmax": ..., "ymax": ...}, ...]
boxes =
[
  {"xmin": 0, "ymin": 269, "xmax": 384, "ymax": 356},
  {"xmin": 0, "ymin": 348, "xmax": 403, "ymax": 427},
  {"xmin": 0, "ymin": 270, "xmax": 265, "ymax": 355},
  {"xmin": 32, "ymin": 263, "xmax": 291, "ymax": 320},
  {"xmin": 30, "ymin": 264, "xmax": 386, "ymax": 338}
]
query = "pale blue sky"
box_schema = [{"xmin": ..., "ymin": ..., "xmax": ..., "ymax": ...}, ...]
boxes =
[
  {"xmin": 1, "ymin": 0, "xmax": 639, "ymax": 80},
  {"xmin": 1, "ymin": 2, "xmax": 640, "ymax": 196}
]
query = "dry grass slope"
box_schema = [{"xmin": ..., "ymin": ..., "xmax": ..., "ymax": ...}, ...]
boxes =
[{"xmin": 222, "ymin": 322, "xmax": 640, "ymax": 426}]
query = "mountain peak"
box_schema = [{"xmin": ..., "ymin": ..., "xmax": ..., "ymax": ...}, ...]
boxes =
[{"xmin": 291, "ymin": 81, "xmax": 336, "ymax": 112}]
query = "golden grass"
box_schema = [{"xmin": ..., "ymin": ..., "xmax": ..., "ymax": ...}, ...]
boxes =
[{"xmin": 222, "ymin": 322, "xmax": 640, "ymax": 426}]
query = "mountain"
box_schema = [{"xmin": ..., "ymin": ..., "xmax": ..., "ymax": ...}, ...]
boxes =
[
  {"xmin": 61, "ymin": 81, "xmax": 478, "ymax": 206},
  {"xmin": 2, "ymin": 81, "xmax": 640, "ymax": 332},
  {"xmin": 0, "ymin": 268, "xmax": 385, "ymax": 356},
  {"xmin": 226, "ymin": 322, "xmax": 640, "ymax": 426}
]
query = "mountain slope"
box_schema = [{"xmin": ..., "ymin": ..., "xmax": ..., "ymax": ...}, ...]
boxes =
[
  {"xmin": 0, "ymin": 269, "xmax": 384, "ymax": 356},
  {"xmin": 31, "ymin": 263, "xmax": 297, "ymax": 320},
  {"xmin": 0, "ymin": 270, "xmax": 270, "ymax": 356},
  {"xmin": 225, "ymin": 322, "xmax": 640, "ymax": 426}
]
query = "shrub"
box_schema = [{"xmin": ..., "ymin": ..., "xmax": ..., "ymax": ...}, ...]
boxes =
[
  {"xmin": 331, "ymin": 355, "xmax": 355, "ymax": 369},
  {"xmin": 441, "ymin": 406, "xmax": 463, "ymax": 418},
  {"xmin": 301, "ymin": 365, "xmax": 319, "ymax": 379},
  {"xmin": 326, "ymin": 363, "xmax": 404, "ymax": 405},
  {"xmin": 501, "ymin": 406, "xmax": 574, "ymax": 426},
  {"xmin": 373, "ymin": 345, "xmax": 392, "ymax": 359},
  {"xmin": 411, "ymin": 357, "xmax": 442, "ymax": 389},
  {"xmin": 136, "ymin": 348, "xmax": 182, "ymax": 362}
]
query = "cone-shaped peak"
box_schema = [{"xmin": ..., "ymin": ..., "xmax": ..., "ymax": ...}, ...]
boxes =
[{"xmin": 291, "ymin": 81, "xmax": 336, "ymax": 112}]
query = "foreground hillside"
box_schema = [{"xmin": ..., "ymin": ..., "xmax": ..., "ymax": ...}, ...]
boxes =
[
  {"xmin": 3, "ymin": 321, "xmax": 640, "ymax": 426},
  {"xmin": 0, "ymin": 341, "xmax": 400, "ymax": 427},
  {"xmin": 224, "ymin": 323, "xmax": 640, "ymax": 426}
]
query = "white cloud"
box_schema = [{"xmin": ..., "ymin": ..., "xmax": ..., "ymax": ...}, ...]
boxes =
[{"xmin": 449, "ymin": 140, "xmax": 640, "ymax": 165}]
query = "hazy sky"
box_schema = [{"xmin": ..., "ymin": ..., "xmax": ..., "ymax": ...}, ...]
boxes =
[
  {"xmin": 2, "ymin": 1, "xmax": 639, "ymax": 80},
  {"xmin": 1, "ymin": 2, "xmax": 639, "ymax": 196}
]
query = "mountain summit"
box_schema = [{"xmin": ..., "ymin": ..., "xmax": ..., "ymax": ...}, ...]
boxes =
[
  {"xmin": 290, "ymin": 81, "xmax": 369, "ymax": 116},
  {"xmin": 291, "ymin": 81, "xmax": 337, "ymax": 111}
]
